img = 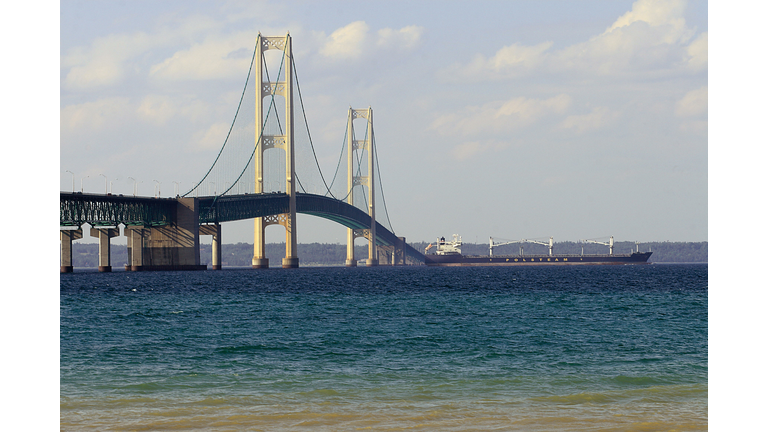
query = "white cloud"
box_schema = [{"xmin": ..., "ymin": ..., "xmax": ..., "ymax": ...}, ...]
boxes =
[
  {"xmin": 319, "ymin": 21, "xmax": 424, "ymax": 60},
  {"xmin": 62, "ymin": 93, "xmax": 216, "ymax": 141},
  {"xmin": 149, "ymin": 35, "xmax": 253, "ymax": 81},
  {"xmin": 560, "ymin": 107, "xmax": 619, "ymax": 134},
  {"xmin": 137, "ymin": 95, "xmax": 176, "ymax": 126},
  {"xmin": 675, "ymin": 85, "xmax": 707, "ymax": 117},
  {"xmin": 552, "ymin": 0, "xmax": 695, "ymax": 76},
  {"xmin": 61, "ymin": 97, "xmax": 133, "ymax": 133},
  {"xmin": 604, "ymin": 0, "xmax": 689, "ymax": 42},
  {"xmin": 496, "ymin": 94, "xmax": 571, "ymax": 120},
  {"xmin": 62, "ymin": 32, "xmax": 156, "ymax": 90},
  {"xmin": 320, "ymin": 21, "xmax": 370, "ymax": 60},
  {"xmin": 451, "ymin": 41, "xmax": 553, "ymax": 80},
  {"xmin": 64, "ymin": 62, "xmax": 124, "ymax": 90},
  {"xmin": 443, "ymin": 0, "xmax": 702, "ymax": 80},
  {"xmin": 377, "ymin": 25, "xmax": 424, "ymax": 49},
  {"xmin": 490, "ymin": 42, "xmax": 553, "ymax": 72},
  {"xmin": 433, "ymin": 94, "xmax": 572, "ymax": 137},
  {"xmin": 194, "ymin": 122, "xmax": 232, "ymax": 150},
  {"xmin": 61, "ymin": 14, "xmax": 244, "ymax": 89},
  {"xmin": 686, "ymin": 31, "xmax": 707, "ymax": 71}
]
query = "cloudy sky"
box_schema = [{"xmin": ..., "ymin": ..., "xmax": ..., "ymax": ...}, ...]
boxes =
[{"xmin": 58, "ymin": 0, "xmax": 709, "ymax": 245}]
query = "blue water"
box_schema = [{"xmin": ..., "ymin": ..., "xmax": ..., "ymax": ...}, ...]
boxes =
[{"xmin": 60, "ymin": 264, "xmax": 707, "ymax": 430}]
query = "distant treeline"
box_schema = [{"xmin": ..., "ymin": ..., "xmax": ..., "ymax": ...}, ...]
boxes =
[{"xmin": 69, "ymin": 240, "xmax": 707, "ymax": 268}]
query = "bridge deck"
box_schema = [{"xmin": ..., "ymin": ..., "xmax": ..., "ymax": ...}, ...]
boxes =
[{"xmin": 60, "ymin": 192, "xmax": 425, "ymax": 262}]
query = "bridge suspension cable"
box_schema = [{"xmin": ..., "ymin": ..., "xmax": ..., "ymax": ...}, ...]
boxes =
[
  {"xmin": 221, "ymin": 42, "xmax": 288, "ymax": 198},
  {"xmin": 180, "ymin": 33, "xmax": 397, "ymax": 236},
  {"xmin": 324, "ymin": 118, "xmax": 348, "ymax": 199},
  {"xmin": 182, "ymin": 42, "xmax": 258, "ymax": 197},
  {"xmin": 323, "ymin": 116, "xmax": 366, "ymax": 204},
  {"xmin": 371, "ymin": 125, "xmax": 396, "ymax": 235},
  {"xmin": 291, "ymin": 55, "xmax": 336, "ymax": 198},
  {"xmin": 183, "ymin": 36, "xmax": 288, "ymax": 200}
]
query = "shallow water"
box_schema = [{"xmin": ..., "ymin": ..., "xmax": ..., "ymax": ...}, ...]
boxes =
[{"xmin": 61, "ymin": 264, "xmax": 707, "ymax": 430}]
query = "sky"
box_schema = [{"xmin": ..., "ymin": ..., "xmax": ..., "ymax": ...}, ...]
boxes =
[
  {"xmin": 58, "ymin": 0, "xmax": 708, "ymax": 245},
  {"xmin": 8, "ymin": 2, "xmax": 768, "ymax": 426}
]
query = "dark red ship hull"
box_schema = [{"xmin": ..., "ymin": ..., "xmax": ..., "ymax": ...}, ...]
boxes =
[{"xmin": 425, "ymin": 252, "xmax": 652, "ymax": 266}]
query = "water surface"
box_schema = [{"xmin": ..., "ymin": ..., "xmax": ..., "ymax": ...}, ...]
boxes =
[{"xmin": 61, "ymin": 264, "xmax": 707, "ymax": 430}]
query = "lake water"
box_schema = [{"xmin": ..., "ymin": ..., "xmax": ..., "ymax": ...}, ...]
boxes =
[{"xmin": 60, "ymin": 264, "xmax": 707, "ymax": 430}]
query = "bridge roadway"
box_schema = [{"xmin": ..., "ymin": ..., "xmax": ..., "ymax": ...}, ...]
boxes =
[{"xmin": 60, "ymin": 191, "xmax": 425, "ymax": 266}]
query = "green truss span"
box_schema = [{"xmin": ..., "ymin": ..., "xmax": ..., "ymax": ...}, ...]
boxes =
[
  {"xmin": 60, "ymin": 192, "xmax": 425, "ymax": 260},
  {"xmin": 60, "ymin": 192, "xmax": 176, "ymax": 227}
]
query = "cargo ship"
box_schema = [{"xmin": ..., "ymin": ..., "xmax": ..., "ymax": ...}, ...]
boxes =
[{"xmin": 424, "ymin": 235, "xmax": 652, "ymax": 266}]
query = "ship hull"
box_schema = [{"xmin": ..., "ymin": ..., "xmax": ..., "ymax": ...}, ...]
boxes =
[{"xmin": 425, "ymin": 252, "xmax": 652, "ymax": 266}]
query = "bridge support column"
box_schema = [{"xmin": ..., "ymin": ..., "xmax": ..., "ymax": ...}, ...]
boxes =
[
  {"xmin": 253, "ymin": 33, "xmax": 299, "ymax": 269},
  {"xmin": 345, "ymin": 226, "xmax": 356, "ymax": 266},
  {"xmin": 376, "ymin": 246, "xmax": 392, "ymax": 266},
  {"xmin": 345, "ymin": 108, "xmax": 357, "ymax": 267},
  {"xmin": 125, "ymin": 226, "xmax": 145, "ymax": 271},
  {"xmin": 346, "ymin": 107, "xmax": 378, "ymax": 267},
  {"xmin": 252, "ymin": 217, "xmax": 268, "ymax": 268},
  {"xmin": 200, "ymin": 223, "xmax": 222, "ymax": 270},
  {"xmin": 60, "ymin": 227, "xmax": 82, "ymax": 273},
  {"xmin": 282, "ymin": 33, "xmax": 298, "ymax": 269},
  {"xmin": 124, "ymin": 198, "xmax": 204, "ymax": 271},
  {"xmin": 393, "ymin": 236, "xmax": 406, "ymax": 266},
  {"xmin": 212, "ymin": 224, "xmax": 221, "ymax": 270},
  {"xmin": 365, "ymin": 109, "xmax": 376, "ymax": 267},
  {"xmin": 90, "ymin": 227, "xmax": 119, "ymax": 272}
]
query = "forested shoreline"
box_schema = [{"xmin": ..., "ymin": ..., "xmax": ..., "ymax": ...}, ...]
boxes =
[{"xmin": 68, "ymin": 241, "xmax": 707, "ymax": 268}]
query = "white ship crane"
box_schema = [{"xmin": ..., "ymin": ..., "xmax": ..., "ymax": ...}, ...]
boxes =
[
  {"xmin": 581, "ymin": 236, "xmax": 614, "ymax": 255},
  {"xmin": 522, "ymin": 237, "xmax": 554, "ymax": 256},
  {"xmin": 489, "ymin": 237, "xmax": 554, "ymax": 256},
  {"xmin": 489, "ymin": 237, "xmax": 522, "ymax": 256}
]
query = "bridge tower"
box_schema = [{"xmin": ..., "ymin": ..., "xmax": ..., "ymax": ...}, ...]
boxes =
[
  {"xmin": 252, "ymin": 33, "xmax": 299, "ymax": 269},
  {"xmin": 345, "ymin": 107, "xmax": 378, "ymax": 267}
]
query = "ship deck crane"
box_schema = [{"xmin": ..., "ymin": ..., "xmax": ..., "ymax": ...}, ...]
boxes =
[
  {"xmin": 581, "ymin": 236, "xmax": 614, "ymax": 255},
  {"xmin": 489, "ymin": 237, "xmax": 522, "ymax": 256},
  {"xmin": 490, "ymin": 237, "xmax": 554, "ymax": 256},
  {"xmin": 522, "ymin": 237, "xmax": 554, "ymax": 256}
]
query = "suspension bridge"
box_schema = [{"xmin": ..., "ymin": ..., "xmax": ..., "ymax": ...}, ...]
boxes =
[{"xmin": 60, "ymin": 33, "xmax": 425, "ymax": 272}]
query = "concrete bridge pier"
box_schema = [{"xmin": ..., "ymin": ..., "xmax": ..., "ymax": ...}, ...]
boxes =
[
  {"xmin": 252, "ymin": 217, "xmax": 269, "ymax": 268},
  {"xmin": 60, "ymin": 227, "xmax": 83, "ymax": 273},
  {"xmin": 377, "ymin": 247, "xmax": 392, "ymax": 265},
  {"xmin": 393, "ymin": 237, "xmax": 406, "ymax": 266},
  {"xmin": 345, "ymin": 228, "xmax": 357, "ymax": 267},
  {"xmin": 375, "ymin": 237, "xmax": 407, "ymax": 266},
  {"xmin": 124, "ymin": 226, "xmax": 145, "ymax": 271},
  {"xmin": 200, "ymin": 223, "xmax": 222, "ymax": 270},
  {"xmin": 252, "ymin": 258, "xmax": 269, "ymax": 269},
  {"xmin": 365, "ymin": 232, "xmax": 378, "ymax": 267},
  {"xmin": 123, "ymin": 198, "xmax": 205, "ymax": 271},
  {"xmin": 90, "ymin": 227, "xmax": 119, "ymax": 272}
]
